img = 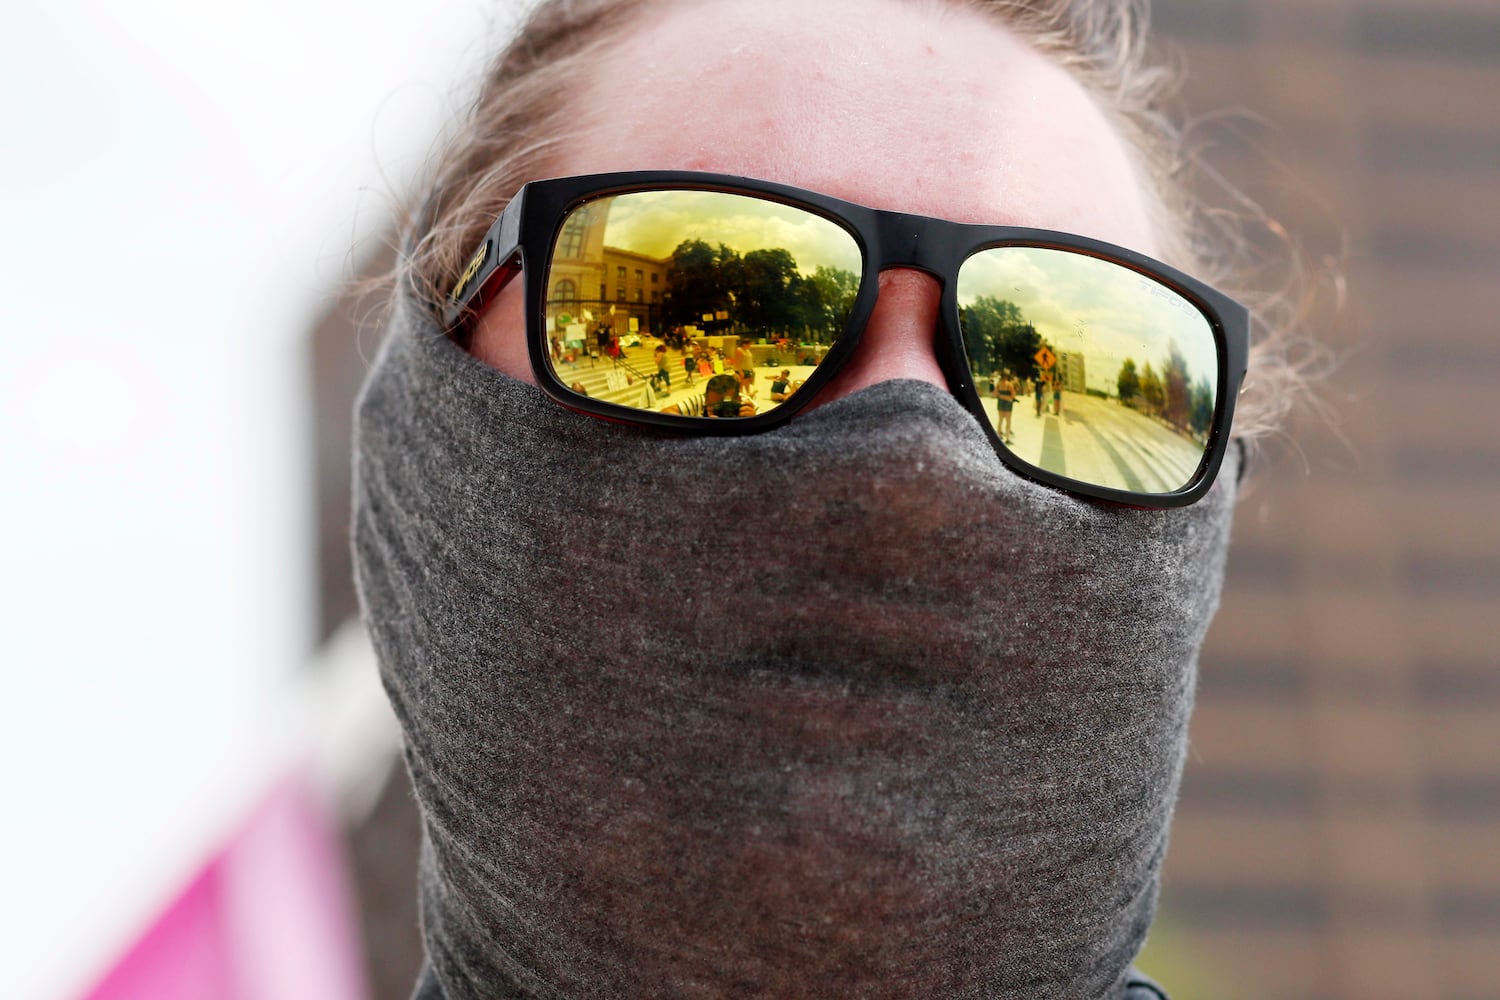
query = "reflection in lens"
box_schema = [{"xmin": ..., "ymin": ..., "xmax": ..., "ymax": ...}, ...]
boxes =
[
  {"xmin": 957, "ymin": 247, "xmax": 1219, "ymax": 494},
  {"xmin": 543, "ymin": 189, "xmax": 862, "ymax": 419}
]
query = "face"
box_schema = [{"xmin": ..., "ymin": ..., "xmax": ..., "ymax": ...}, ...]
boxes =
[
  {"xmin": 363, "ymin": 8, "xmax": 1241, "ymax": 979},
  {"xmin": 471, "ymin": 0, "xmax": 1159, "ymax": 410}
]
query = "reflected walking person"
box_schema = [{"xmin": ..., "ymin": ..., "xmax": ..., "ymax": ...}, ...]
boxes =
[
  {"xmin": 652, "ymin": 343, "xmax": 672, "ymax": 392},
  {"xmin": 995, "ymin": 368, "xmax": 1018, "ymax": 442}
]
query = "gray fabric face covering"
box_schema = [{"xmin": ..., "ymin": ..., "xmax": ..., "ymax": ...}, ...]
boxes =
[{"xmin": 353, "ymin": 300, "xmax": 1238, "ymax": 999}]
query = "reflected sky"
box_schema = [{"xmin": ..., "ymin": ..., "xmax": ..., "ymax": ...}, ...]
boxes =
[
  {"xmin": 594, "ymin": 190, "xmax": 862, "ymax": 275},
  {"xmin": 958, "ymin": 247, "xmax": 1219, "ymax": 394}
]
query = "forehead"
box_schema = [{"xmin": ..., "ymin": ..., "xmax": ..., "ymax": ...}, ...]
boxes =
[{"xmin": 556, "ymin": 0, "xmax": 1158, "ymax": 255}]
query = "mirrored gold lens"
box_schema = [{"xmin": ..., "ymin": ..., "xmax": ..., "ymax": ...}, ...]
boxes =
[
  {"xmin": 543, "ymin": 189, "xmax": 862, "ymax": 418},
  {"xmin": 957, "ymin": 247, "xmax": 1220, "ymax": 494}
]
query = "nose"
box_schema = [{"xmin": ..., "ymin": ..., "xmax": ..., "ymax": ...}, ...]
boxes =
[{"xmin": 810, "ymin": 268, "xmax": 949, "ymax": 407}]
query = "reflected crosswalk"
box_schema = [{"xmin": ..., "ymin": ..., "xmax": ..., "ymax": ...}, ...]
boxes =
[{"xmin": 983, "ymin": 392, "xmax": 1203, "ymax": 494}]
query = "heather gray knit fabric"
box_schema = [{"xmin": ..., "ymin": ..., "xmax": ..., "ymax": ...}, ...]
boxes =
[{"xmin": 353, "ymin": 300, "xmax": 1239, "ymax": 999}]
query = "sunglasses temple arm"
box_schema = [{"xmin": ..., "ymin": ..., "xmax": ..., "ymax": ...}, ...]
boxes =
[{"xmin": 441, "ymin": 190, "xmax": 528, "ymax": 337}]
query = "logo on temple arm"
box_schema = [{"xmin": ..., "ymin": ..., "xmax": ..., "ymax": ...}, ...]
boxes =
[{"xmin": 451, "ymin": 242, "xmax": 491, "ymax": 302}]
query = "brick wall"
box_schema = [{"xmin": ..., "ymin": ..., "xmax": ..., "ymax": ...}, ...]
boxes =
[{"xmin": 1152, "ymin": 3, "xmax": 1500, "ymax": 997}]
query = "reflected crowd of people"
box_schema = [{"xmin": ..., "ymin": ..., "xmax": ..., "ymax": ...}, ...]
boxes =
[{"xmin": 546, "ymin": 323, "xmax": 1100, "ymax": 445}]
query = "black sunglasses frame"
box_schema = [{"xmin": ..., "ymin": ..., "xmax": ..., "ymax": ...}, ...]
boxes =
[{"xmin": 443, "ymin": 170, "xmax": 1249, "ymax": 508}]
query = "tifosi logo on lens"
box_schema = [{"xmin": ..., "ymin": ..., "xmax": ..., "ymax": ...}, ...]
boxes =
[{"xmin": 452, "ymin": 242, "xmax": 490, "ymax": 301}]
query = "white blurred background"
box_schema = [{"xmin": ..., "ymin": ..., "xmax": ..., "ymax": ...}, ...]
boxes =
[{"xmin": 0, "ymin": 3, "xmax": 523, "ymax": 996}]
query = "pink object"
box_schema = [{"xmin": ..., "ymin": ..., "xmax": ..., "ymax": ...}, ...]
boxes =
[{"xmin": 82, "ymin": 775, "xmax": 368, "ymax": 1000}]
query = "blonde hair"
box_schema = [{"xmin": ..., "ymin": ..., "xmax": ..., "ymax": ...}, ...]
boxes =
[{"xmin": 392, "ymin": 0, "xmax": 1318, "ymax": 441}]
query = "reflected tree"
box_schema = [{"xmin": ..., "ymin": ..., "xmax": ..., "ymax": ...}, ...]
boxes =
[
  {"xmin": 664, "ymin": 241, "xmax": 856, "ymax": 342},
  {"xmin": 1162, "ymin": 341, "xmax": 1191, "ymax": 432},
  {"xmin": 1117, "ymin": 358, "xmax": 1140, "ymax": 403},
  {"xmin": 1139, "ymin": 361, "xmax": 1164, "ymax": 416},
  {"xmin": 665, "ymin": 239, "xmax": 738, "ymax": 329},
  {"xmin": 1121, "ymin": 348, "xmax": 1212, "ymax": 438},
  {"xmin": 737, "ymin": 247, "xmax": 799, "ymax": 334},
  {"xmin": 1190, "ymin": 377, "xmax": 1214, "ymax": 438},
  {"xmin": 803, "ymin": 265, "xmax": 859, "ymax": 343},
  {"xmin": 962, "ymin": 296, "xmax": 1041, "ymax": 380}
]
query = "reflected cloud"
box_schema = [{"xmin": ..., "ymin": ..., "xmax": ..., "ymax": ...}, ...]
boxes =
[{"xmin": 600, "ymin": 190, "xmax": 861, "ymax": 276}]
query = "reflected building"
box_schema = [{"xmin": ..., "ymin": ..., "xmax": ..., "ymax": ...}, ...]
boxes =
[
  {"xmin": 1056, "ymin": 350, "xmax": 1086, "ymax": 394},
  {"xmin": 548, "ymin": 202, "xmax": 669, "ymax": 334}
]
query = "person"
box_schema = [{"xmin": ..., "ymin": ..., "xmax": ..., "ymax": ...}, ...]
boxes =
[
  {"xmin": 770, "ymin": 369, "xmax": 795, "ymax": 403},
  {"xmin": 732, "ymin": 336, "xmax": 757, "ymax": 395},
  {"xmin": 659, "ymin": 372, "xmax": 755, "ymax": 418},
  {"xmin": 1034, "ymin": 375, "xmax": 1046, "ymax": 417},
  {"xmin": 995, "ymin": 368, "xmax": 1018, "ymax": 441},
  {"xmin": 652, "ymin": 343, "xmax": 671, "ymax": 392},
  {"xmin": 355, "ymin": 1, "xmax": 1307, "ymax": 997},
  {"xmin": 1053, "ymin": 375, "xmax": 1065, "ymax": 416}
]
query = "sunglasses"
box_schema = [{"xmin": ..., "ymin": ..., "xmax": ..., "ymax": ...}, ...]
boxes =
[{"xmin": 444, "ymin": 171, "xmax": 1249, "ymax": 508}]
